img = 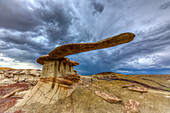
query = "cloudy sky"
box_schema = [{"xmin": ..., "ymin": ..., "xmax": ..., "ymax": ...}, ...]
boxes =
[{"xmin": 0, "ymin": 0, "xmax": 170, "ymax": 75}]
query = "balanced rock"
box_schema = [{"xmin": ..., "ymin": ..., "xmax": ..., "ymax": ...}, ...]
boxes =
[
  {"xmin": 7, "ymin": 32, "xmax": 135, "ymax": 112},
  {"xmin": 37, "ymin": 33, "xmax": 135, "ymax": 65}
]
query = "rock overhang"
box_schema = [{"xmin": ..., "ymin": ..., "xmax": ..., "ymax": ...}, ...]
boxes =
[
  {"xmin": 36, "ymin": 32, "xmax": 135, "ymax": 66},
  {"xmin": 37, "ymin": 54, "xmax": 79, "ymax": 66}
]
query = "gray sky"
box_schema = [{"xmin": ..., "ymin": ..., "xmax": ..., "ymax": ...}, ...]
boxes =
[{"xmin": 0, "ymin": 0, "xmax": 170, "ymax": 75}]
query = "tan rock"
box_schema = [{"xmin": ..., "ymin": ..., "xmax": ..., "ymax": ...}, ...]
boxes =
[
  {"xmin": 95, "ymin": 91, "xmax": 121, "ymax": 103},
  {"xmin": 14, "ymin": 58, "xmax": 79, "ymax": 107},
  {"xmin": 41, "ymin": 59, "xmax": 77, "ymax": 78},
  {"xmin": 124, "ymin": 99, "xmax": 139, "ymax": 113},
  {"xmin": 2, "ymin": 88, "xmax": 22, "ymax": 98},
  {"xmin": 37, "ymin": 55, "xmax": 79, "ymax": 65},
  {"xmin": 48, "ymin": 33, "xmax": 135, "ymax": 59},
  {"xmin": 122, "ymin": 83, "xmax": 137, "ymax": 88},
  {"xmin": 128, "ymin": 87, "xmax": 148, "ymax": 93}
]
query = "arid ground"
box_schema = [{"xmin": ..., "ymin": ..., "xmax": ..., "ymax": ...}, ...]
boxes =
[{"xmin": 0, "ymin": 67, "xmax": 170, "ymax": 113}]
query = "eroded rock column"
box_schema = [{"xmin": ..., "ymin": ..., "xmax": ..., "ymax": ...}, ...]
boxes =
[
  {"xmin": 41, "ymin": 59, "xmax": 77, "ymax": 78},
  {"xmin": 15, "ymin": 58, "xmax": 79, "ymax": 107}
]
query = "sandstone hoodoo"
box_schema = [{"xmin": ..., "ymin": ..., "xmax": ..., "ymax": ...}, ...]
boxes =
[{"xmin": 7, "ymin": 32, "xmax": 135, "ymax": 112}]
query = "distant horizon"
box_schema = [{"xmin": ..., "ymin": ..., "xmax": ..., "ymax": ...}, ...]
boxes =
[{"xmin": 1, "ymin": 66, "xmax": 170, "ymax": 76}]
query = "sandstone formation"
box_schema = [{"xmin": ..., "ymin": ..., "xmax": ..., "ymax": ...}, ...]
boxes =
[
  {"xmin": 37, "ymin": 32, "xmax": 135, "ymax": 65},
  {"xmin": 48, "ymin": 33, "xmax": 135, "ymax": 59},
  {"xmin": 7, "ymin": 32, "xmax": 136, "ymax": 112},
  {"xmin": 20, "ymin": 32, "xmax": 134, "ymax": 105},
  {"xmin": 13, "ymin": 58, "xmax": 80, "ymax": 107}
]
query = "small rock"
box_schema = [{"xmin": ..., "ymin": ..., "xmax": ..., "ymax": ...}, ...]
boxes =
[
  {"xmin": 80, "ymin": 76, "xmax": 92, "ymax": 83},
  {"xmin": 122, "ymin": 83, "xmax": 136, "ymax": 88},
  {"xmin": 124, "ymin": 99, "xmax": 139, "ymax": 113},
  {"xmin": 86, "ymin": 85, "xmax": 89, "ymax": 87},
  {"xmin": 95, "ymin": 91, "xmax": 121, "ymax": 103},
  {"xmin": 165, "ymin": 95, "xmax": 170, "ymax": 98},
  {"xmin": 128, "ymin": 87, "xmax": 148, "ymax": 93}
]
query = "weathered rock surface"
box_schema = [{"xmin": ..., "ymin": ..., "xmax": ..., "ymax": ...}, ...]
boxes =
[
  {"xmin": 6, "ymin": 73, "xmax": 170, "ymax": 113},
  {"xmin": 128, "ymin": 87, "xmax": 148, "ymax": 93},
  {"xmin": 1, "ymin": 69, "xmax": 41, "ymax": 82},
  {"xmin": 48, "ymin": 33, "xmax": 135, "ymax": 59},
  {"xmin": 41, "ymin": 58, "xmax": 78, "ymax": 78},
  {"xmin": 122, "ymin": 83, "xmax": 137, "ymax": 88},
  {"xmin": 123, "ymin": 99, "xmax": 139, "ymax": 113},
  {"xmin": 95, "ymin": 91, "xmax": 121, "ymax": 103}
]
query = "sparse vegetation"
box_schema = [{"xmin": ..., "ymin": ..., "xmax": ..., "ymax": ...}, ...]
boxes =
[{"xmin": 165, "ymin": 88, "xmax": 170, "ymax": 91}]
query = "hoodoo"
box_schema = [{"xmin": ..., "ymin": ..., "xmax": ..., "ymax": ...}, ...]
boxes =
[{"xmin": 8, "ymin": 32, "xmax": 135, "ymax": 112}]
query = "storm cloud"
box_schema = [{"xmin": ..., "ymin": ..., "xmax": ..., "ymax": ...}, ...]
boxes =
[{"xmin": 0, "ymin": 0, "xmax": 170, "ymax": 75}]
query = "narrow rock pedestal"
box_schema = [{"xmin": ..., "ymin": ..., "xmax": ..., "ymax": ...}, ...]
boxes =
[
  {"xmin": 15, "ymin": 58, "xmax": 79, "ymax": 107},
  {"xmin": 41, "ymin": 58, "xmax": 78, "ymax": 78}
]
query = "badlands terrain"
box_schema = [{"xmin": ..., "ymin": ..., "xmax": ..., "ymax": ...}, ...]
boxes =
[
  {"xmin": 0, "ymin": 67, "xmax": 41, "ymax": 112},
  {"xmin": 0, "ymin": 33, "xmax": 170, "ymax": 113},
  {"xmin": 0, "ymin": 67, "xmax": 170, "ymax": 113}
]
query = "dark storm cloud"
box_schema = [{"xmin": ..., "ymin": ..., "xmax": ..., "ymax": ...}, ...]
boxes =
[
  {"xmin": 70, "ymin": 22, "xmax": 170, "ymax": 75},
  {"xmin": 35, "ymin": 1, "xmax": 73, "ymax": 45},
  {"xmin": 0, "ymin": 0, "xmax": 74, "ymax": 63},
  {"xmin": 0, "ymin": 0, "xmax": 42, "ymax": 31},
  {"xmin": 0, "ymin": 31, "xmax": 51, "ymax": 62},
  {"xmin": 160, "ymin": 1, "xmax": 170, "ymax": 9},
  {"xmin": 91, "ymin": 1, "xmax": 104, "ymax": 14}
]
